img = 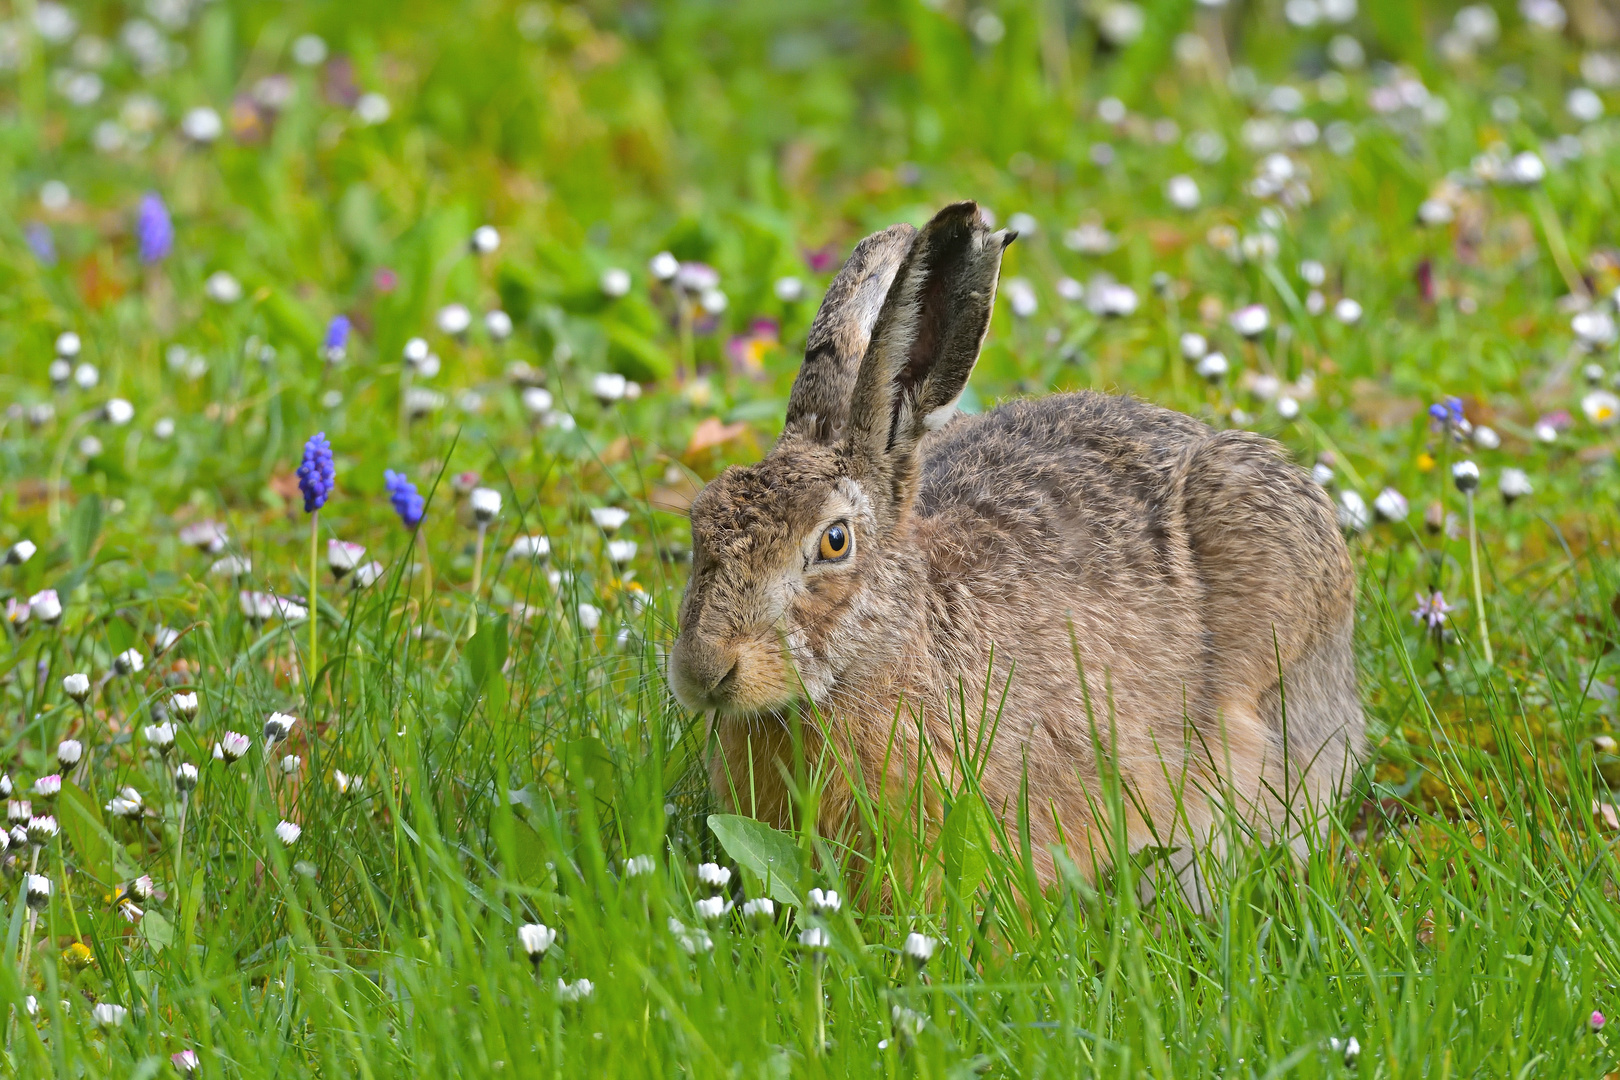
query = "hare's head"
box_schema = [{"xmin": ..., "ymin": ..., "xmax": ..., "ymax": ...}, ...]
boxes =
[{"xmin": 669, "ymin": 202, "xmax": 1012, "ymax": 716}]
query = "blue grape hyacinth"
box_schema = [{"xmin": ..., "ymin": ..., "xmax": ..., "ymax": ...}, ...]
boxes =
[
  {"xmin": 297, "ymin": 433, "xmax": 335, "ymax": 513},
  {"xmin": 323, "ymin": 315, "xmax": 351, "ymax": 360},
  {"xmin": 385, "ymin": 470, "xmax": 425, "ymax": 529},
  {"xmin": 136, "ymin": 193, "xmax": 173, "ymax": 264}
]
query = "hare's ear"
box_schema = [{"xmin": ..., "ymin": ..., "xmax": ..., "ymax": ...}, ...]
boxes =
[
  {"xmin": 781, "ymin": 223, "xmax": 918, "ymax": 446},
  {"xmin": 844, "ymin": 202, "xmax": 1011, "ymax": 506}
]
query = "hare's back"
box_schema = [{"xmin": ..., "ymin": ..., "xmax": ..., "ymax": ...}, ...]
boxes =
[
  {"xmin": 915, "ymin": 393, "xmax": 1211, "ymax": 585},
  {"xmin": 918, "ymin": 392, "xmax": 1210, "ymax": 522}
]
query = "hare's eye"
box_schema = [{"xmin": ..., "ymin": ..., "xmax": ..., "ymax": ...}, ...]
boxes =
[{"xmin": 818, "ymin": 523, "xmax": 851, "ymax": 562}]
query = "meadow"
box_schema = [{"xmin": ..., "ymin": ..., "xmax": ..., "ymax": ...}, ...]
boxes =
[{"xmin": 2, "ymin": 0, "xmax": 1620, "ymax": 1075}]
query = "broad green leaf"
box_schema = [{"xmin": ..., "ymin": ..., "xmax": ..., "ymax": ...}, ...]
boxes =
[
  {"xmin": 58, "ymin": 780, "xmax": 115, "ymax": 886},
  {"xmin": 68, "ymin": 492, "xmax": 103, "ymax": 565},
  {"xmin": 141, "ymin": 908, "xmax": 175, "ymax": 950},
  {"xmin": 466, "ymin": 615, "xmax": 509, "ymax": 690},
  {"xmin": 562, "ymin": 737, "xmax": 615, "ymax": 806},
  {"xmin": 708, "ymin": 814, "xmax": 803, "ymax": 907},
  {"xmin": 941, "ymin": 792, "xmax": 992, "ymax": 900}
]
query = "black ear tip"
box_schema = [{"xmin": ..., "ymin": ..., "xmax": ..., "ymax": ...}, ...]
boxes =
[{"xmin": 1000, "ymin": 230, "xmax": 1019, "ymax": 249}]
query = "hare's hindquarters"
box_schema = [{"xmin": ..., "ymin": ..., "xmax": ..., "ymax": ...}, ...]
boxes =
[{"xmin": 1178, "ymin": 429, "xmax": 1364, "ymax": 834}]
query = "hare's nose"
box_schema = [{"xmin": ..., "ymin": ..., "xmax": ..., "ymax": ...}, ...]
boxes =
[{"xmin": 670, "ymin": 637, "xmax": 741, "ymax": 708}]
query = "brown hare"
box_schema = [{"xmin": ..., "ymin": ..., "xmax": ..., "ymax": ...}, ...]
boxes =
[{"xmin": 668, "ymin": 201, "xmax": 1363, "ymax": 911}]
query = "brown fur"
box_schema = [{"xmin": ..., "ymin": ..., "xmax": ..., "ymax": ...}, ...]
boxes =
[{"xmin": 667, "ymin": 203, "xmax": 1363, "ymax": 910}]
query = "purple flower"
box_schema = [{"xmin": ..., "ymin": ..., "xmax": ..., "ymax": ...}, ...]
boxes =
[
  {"xmin": 1591, "ymin": 1010, "xmax": 1606, "ymax": 1032},
  {"xmin": 384, "ymin": 470, "xmax": 425, "ymax": 529},
  {"xmin": 1411, "ymin": 591, "xmax": 1454, "ymax": 631},
  {"xmin": 25, "ymin": 223, "xmax": 56, "ymax": 266},
  {"xmin": 297, "ymin": 433, "xmax": 335, "ymax": 513},
  {"xmin": 324, "ymin": 315, "xmax": 351, "ymax": 353},
  {"xmin": 136, "ymin": 193, "xmax": 173, "ymax": 264}
]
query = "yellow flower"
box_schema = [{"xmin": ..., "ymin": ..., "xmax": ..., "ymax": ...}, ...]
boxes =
[
  {"xmin": 62, "ymin": 941, "xmax": 95, "ymax": 970},
  {"xmin": 1416, "ymin": 452, "xmax": 1436, "ymax": 472}
]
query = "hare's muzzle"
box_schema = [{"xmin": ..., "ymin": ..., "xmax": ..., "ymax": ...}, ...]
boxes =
[{"xmin": 667, "ymin": 633, "xmax": 741, "ymax": 712}]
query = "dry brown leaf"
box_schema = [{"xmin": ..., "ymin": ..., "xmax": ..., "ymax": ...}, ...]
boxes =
[{"xmin": 683, "ymin": 416, "xmax": 749, "ymax": 460}]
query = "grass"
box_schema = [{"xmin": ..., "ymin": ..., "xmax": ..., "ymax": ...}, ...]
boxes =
[{"xmin": 2, "ymin": 0, "xmax": 1620, "ymax": 1075}]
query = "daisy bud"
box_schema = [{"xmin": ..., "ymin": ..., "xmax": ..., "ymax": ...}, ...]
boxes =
[
  {"xmin": 649, "ymin": 251, "xmax": 679, "ymax": 282},
  {"xmin": 333, "ymin": 769, "xmax": 360, "ymax": 795},
  {"xmin": 606, "ymin": 539, "xmax": 638, "ymax": 566},
  {"xmin": 27, "ymin": 815, "xmax": 59, "ymax": 845},
  {"xmin": 170, "ymin": 691, "xmax": 199, "ymax": 721},
  {"xmin": 56, "ymin": 739, "xmax": 82, "ymax": 767},
  {"xmin": 469, "ymin": 487, "xmax": 502, "ymax": 524},
  {"xmin": 351, "ymin": 560, "xmax": 385, "ymax": 589},
  {"xmin": 556, "ymin": 978, "xmax": 594, "ymax": 1003},
  {"xmin": 799, "ymin": 926, "xmax": 831, "ymax": 951},
  {"xmin": 144, "ymin": 722, "xmax": 175, "ymax": 751},
  {"xmin": 808, "ymin": 888, "xmax": 842, "ymax": 915},
  {"xmin": 217, "ymin": 731, "xmax": 251, "ymax": 762},
  {"xmin": 127, "ymin": 875, "xmax": 155, "ymax": 902},
  {"xmin": 1373, "ymin": 487, "xmax": 1409, "ymax": 522},
  {"xmin": 0, "ymin": 775, "xmax": 8, "ymax": 798},
  {"xmin": 1451, "ymin": 460, "xmax": 1480, "ymax": 493},
  {"xmin": 1230, "ymin": 304, "xmax": 1270, "ymax": 338},
  {"xmin": 6, "ymin": 540, "xmax": 37, "ymax": 565},
  {"xmin": 518, "ymin": 922, "xmax": 556, "ymax": 962},
  {"xmin": 1330, "ymin": 1036, "xmax": 1360, "ymax": 1067},
  {"xmin": 1179, "ymin": 332, "xmax": 1208, "ymax": 361},
  {"xmin": 1499, "ymin": 467, "xmax": 1532, "ymax": 504},
  {"xmin": 102, "ymin": 398, "xmax": 135, "ymax": 426},
  {"xmin": 599, "ymin": 268, "xmax": 631, "ymax": 298},
  {"xmin": 25, "ymin": 873, "xmax": 51, "ymax": 910},
  {"xmin": 696, "ymin": 862, "xmax": 731, "ymax": 891},
  {"xmin": 695, "ymin": 895, "xmax": 731, "ymax": 921},
  {"xmin": 1196, "ymin": 352, "xmax": 1229, "ymax": 383},
  {"xmin": 62, "ymin": 673, "xmax": 91, "ymax": 703},
  {"xmin": 275, "ymin": 820, "xmax": 301, "ymax": 846},
  {"xmin": 90, "ymin": 1002, "xmax": 126, "ymax": 1028},
  {"xmin": 741, "ymin": 897, "xmax": 775, "ymax": 922},
  {"xmin": 904, "ymin": 931, "xmax": 937, "ymax": 967},
  {"xmin": 437, "ymin": 303, "xmax": 472, "ymax": 337},
  {"xmin": 174, "ymin": 763, "xmax": 199, "ymax": 792},
  {"xmin": 263, "ymin": 712, "xmax": 297, "ymax": 744},
  {"xmin": 8, "ymin": 800, "xmax": 32, "ymax": 823},
  {"xmin": 55, "ymin": 331, "xmax": 82, "ymax": 358},
  {"xmin": 507, "ymin": 535, "xmax": 552, "ymax": 563},
  {"xmin": 281, "ymin": 754, "xmax": 301, "ymax": 775},
  {"xmin": 1592, "ymin": 1010, "xmax": 1607, "ymax": 1033},
  {"xmin": 106, "ymin": 787, "xmax": 142, "ymax": 819},
  {"xmin": 623, "ymin": 854, "xmax": 655, "ymax": 878},
  {"xmin": 591, "ymin": 371, "xmax": 629, "ymax": 405},
  {"xmin": 590, "ymin": 506, "xmax": 631, "ymax": 534},
  {"xmin": 327, "ymin": 539, "xmax": 366, "ymax": 579},
  {"xmin": 470, "ymin": 225, "xmax": 500, "ymax": 255},
  {"xmin": 172, "ymin": 1050, "xmax": 199, "ymax": 1074},
  {"xmin": 113, "ymin": 648, "xmax": 145, "ymax": 676},
  {"xmin": 32, "ymin": 775, "xmax": 61, "ymax": 799},
  {"xmin": 479, "ymin": 307, "xmax": 511, "ymax": 341},
  {"xmin": 29, "ymin": 589, "xmax": 62, "ymax": 625}
]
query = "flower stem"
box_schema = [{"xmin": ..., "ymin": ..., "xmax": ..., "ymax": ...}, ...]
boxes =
[
  {"xmin": 47, "ymin": 409, "xmax": 95, "ymax": 528},
  {"xmin": 308, "ymin": 510, "xmax": 320, "ymax": 694},
  {"xmin": 811, "ymin": 955, "xmax": 826, "ymax": 1055},
  {"xmin": 470, "ymin": 523, "xmax": 486, "ymax": 638},
  {"xmin": 18, "ymin": 848, "xmax": 41, "ymax": 985},
  {"xmin": 1466, "ymin": 491, "xmax": 1493, "ymax": 666},
  {"xmin": 173, "ymin": 790, "xmax": 190, "ymax": 922}
]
